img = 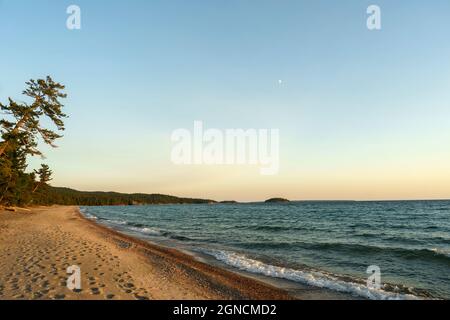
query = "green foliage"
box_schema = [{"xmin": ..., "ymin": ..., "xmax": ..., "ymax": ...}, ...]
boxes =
[
  {"xmin": 0, "ymin": 77, "xmax": 66, "ymax": 206},
  {"xmin": 31, "ymin": 187, "xmax": 216, "ymax": 206},
  {"xmin": 33, "ymin": 164, "xmax": 53, "ymax": 193},
  {"xmin": 0, "ymin": 76, "xmax": 67, "ymax": 157},
  {"xmin": 265, "ymin": 198, "xmax": 290, "ymax": 203},
  {"xmin": 0, "ymin": 137, "xmax": 34, "ymax": 206}
]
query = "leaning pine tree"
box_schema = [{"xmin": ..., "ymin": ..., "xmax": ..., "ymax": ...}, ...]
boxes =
[
  {"xmin": 0, "ymin": 76, "xmax": 67, "ymax": 206},
  {"xmin": 33, "ymin": 164, "xmax": 53, "ymax": 193},
  {"xmin": 0, "ymin": 77, "xmax": 67, "ymax": 157}
]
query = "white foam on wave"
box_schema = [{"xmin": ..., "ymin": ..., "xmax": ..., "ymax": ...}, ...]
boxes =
[
  {"xmin": 430, "ymin": 248, "xmax": 450, "ymax": 257},
  {"xmin": 128, "ymin": 226, "xmax": 161, "ymax": 236},
  {"xmin": 79, "ymin": 209, "xmax": 161, "ymax": 236},
  {"xmin": 103, "ymin": 219, "xmax": 127, "ymax": 226},
  {"xmin": 83, "ymin": 212, "xmax": 98, "ymax": 220},
  {"xmin": 203, "ymin": 249, "xmax": 420, "ymax": 300},
  {"xmin": 79, "ymin": 208, "xmax": 100, "ymax": 220}
]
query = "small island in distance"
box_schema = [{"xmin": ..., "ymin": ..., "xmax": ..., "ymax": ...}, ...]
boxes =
[{"xmin": 265, "ymin": 198, "xmax": 290, "ymax": 203}]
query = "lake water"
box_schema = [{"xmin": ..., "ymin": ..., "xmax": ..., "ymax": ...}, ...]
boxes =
[{"xmin": 81, "ymin": 200, "xmax": 450, "ymax": 299}]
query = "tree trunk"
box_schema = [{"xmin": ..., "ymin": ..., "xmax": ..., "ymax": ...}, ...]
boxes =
[{"xmin": 32, "ymin": 183, "xmax": 40, "ymax": 193}]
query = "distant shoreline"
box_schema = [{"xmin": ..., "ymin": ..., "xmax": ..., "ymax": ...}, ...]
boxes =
[{"xmin": 36, "ymin": 186, "xmax": 450, "ymax": 207}]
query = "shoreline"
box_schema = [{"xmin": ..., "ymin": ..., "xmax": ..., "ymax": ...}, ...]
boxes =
[
  {"xmin": 85, "ymin": 209, "xmax": 360, "ymax": 300},
  {"xmin": 75, "ymin": 207, "xmax": 295, "ymax": 300},
  {"xmin": 0, "ymin": 206, "xmax": 292, "ymax": 300},
  {"xmin": 81, "ymin": 204, "xmax": 442, "ymax": 300}
]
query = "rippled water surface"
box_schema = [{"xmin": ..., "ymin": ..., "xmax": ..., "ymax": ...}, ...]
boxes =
[{"xmin": 82, "ymin": 201, "xmax": 450, "ymax": 299}]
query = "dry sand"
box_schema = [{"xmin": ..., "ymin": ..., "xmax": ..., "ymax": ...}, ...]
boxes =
[{"xmin": 0, "ymin": 206, "xmax": 292, "ymax": 300}]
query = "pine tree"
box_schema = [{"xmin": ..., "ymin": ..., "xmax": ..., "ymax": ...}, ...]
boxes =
[
  {"xmin": 0, "ymin": 139, "xmax": 33, "ymax": 205},
  {"xmin": 0, "ymin": 76, "xmax": 67, "ymax": 158},
  {"xmin": 33, "ymin": 164, "xmax": 53, "ymax": 193},
  {"xmin": 0, "ymin": 76, "xmax": 67, "ymax": 206}
]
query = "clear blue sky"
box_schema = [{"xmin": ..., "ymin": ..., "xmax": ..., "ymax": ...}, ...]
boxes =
[{"xmin": 1, "ymin": 0, "xmax": 450, "ymax": 201}]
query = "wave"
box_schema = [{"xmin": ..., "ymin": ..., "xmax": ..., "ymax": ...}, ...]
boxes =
[
  {"xmin": 159, "ymin": 231, "xmax": 195, "ymax": 241},
  {"xmin": 430, "ymin": 248, "xmax": 450, "ymax": 258},
  {"xmin": 128, "ymin": 226, "xmax": 162, "ymax": 236},
  {"xmin": 236, "ymin": 241, "xmax": 450, "ymax": 262},
  {"xmin": 104, "ymin": 218, "xmax": 127, "ymax": 226},
  {"xmin": 247, "ymin": 225, "xmax": 310, "ymax": 232},
  {"xmin": 128, "ymin": 222, "xmax": 146, "ymax": 228},
  {"xmin": 125, "ymin": 224, "xmax": 193, "ymax": 241},
  {"xmin": 80, "ymin": 209, "xmax": 198, "ymax": 241},
  {"xmin": 202, "ymin": 249, "xmax": 422, "ymax": 300},
  {"xmin": 81, "ymin": 209, "xmax": 98, "ymax": 220}
]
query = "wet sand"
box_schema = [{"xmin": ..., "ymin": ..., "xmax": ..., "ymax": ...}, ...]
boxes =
[{"xmin": 0, "ymin": 206, "xmax": 292, "ymax": 300}]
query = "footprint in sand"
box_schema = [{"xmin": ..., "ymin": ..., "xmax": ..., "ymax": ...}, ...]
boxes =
[{"xmin": 90, "ymin": 287, "xmax": 101, "ymax": 295}]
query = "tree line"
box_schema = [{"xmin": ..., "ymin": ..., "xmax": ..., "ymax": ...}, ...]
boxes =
[{"xmin": 33, "ymin": 187, "xmax": 216, "ymax": 206}]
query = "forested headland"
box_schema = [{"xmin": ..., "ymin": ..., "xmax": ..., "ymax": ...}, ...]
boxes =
[{"xmin": 32, "ymin": 187, "xmax": 215, "ymax": 206}]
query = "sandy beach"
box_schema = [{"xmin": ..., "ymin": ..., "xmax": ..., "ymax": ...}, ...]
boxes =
[{"xmin": 0, "ymin": 206, "xmax": 292, "ymax": 300}]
